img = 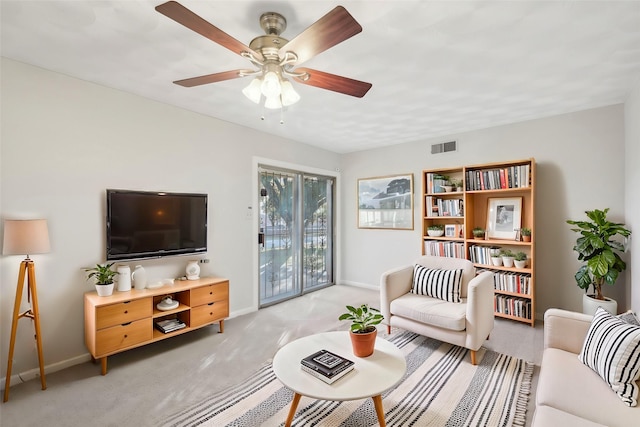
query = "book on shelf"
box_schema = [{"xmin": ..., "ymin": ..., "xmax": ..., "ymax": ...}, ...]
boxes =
[
  {"xmin": 465, "ymin": 164, "xmax": 530, "ymax": 191},
  {"xmin": 300, "ymin": 349, "xmax": 355, "ymax": 384},
  {"xmin": 155, "ymin": 318, "xmax": 186, "ymax": 333}
]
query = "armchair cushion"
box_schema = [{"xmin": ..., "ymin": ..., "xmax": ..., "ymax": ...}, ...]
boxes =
[
  {"xmin": 411, "ymin": 265, "xmax": 463, "ymax": 303},
  {"xmin": 578, "ymin": 307, "xmax": 640, "ymax": 407},
  {"xmin": 390, "ymin": 293, "xmax": 467, "ymax": 331}
]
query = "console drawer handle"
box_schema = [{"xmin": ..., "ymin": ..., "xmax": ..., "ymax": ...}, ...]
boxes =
[
  {"xmin": 122, "ymin": 322, "xmax": 132, "ymax": 326},
  {"xmin": 208, "ymin": 302, "xmax": 215, "ymax": 306}
]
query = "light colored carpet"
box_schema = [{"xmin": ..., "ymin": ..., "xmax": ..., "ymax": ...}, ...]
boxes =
[
  {"xmin": 0, "ymin": 285, "xmax": 543, "ymax": 426},
  {"xmin": 162, "ymin": 331, "xmax": 533, "ymax": 427}
]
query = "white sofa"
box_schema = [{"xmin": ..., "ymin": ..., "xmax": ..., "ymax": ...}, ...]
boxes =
[
  {"xmin": 379, "ymin": 256, "xmax": 494, "ymax": 365},
  {"xmin": 533, "ymin": 308, "xmax": 640, "ymax": 426}
]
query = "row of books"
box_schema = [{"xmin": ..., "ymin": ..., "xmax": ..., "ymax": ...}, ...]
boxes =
[
  {"xmin": 494, "ymin": 295, "xmax": 532, "ymax": 319},
  {"xmin": 468, "ymin": 245, "xmax": 500, "ymax": 265},
  {"xmin": 466, "ymin": 164, "xmax": 530, "ymax": 191},
  {"xmin": 154, "ymin": 318, "xmax": 186, "ymax": 333},
  {"xmin": 493, "ymin": 271, "xmax": 531, "ymax": 295},
  {"xmin": 425, "ymin": 173, "xmax": 452, "ymax": 194},
  {"xmin": 300, "ymin": 349, "xmax": 354, "ymax": 384},
  {"xmin": 423, "ymin": 241, "xmax": 466, "ymax": 259},
  {"xmin": 425, "ymin": 196, "xmax": 464, "ymax": 217}
]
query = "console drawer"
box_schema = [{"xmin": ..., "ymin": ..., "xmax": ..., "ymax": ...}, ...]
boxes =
[
  {"xmin": 190, "ymin": 301, "xmax": 229, "ymax": 327},
  {"xmin": 95, "ymin": 318, "xmax": 152, "ymax": 355},
  {"xmin": 96, "ymin": 298, "xmax": 152, "ymax": 329},
  {"xmin": 190, "ymin": 282, "xmax": 229, "ymax": 306}
]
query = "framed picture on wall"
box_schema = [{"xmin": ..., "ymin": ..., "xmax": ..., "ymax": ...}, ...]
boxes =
[
  {"xmin": 357, "ymin": 174, "xmax": 413, "ymax": 230},
  {"xmin": 486, "ymin": 197, "xmax": 522, "ymax": 240}
]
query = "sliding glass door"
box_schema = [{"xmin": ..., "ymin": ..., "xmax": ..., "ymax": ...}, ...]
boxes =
[{"xmin": 258, "ymin": 167, "xmax": 334, "ymax": 307}]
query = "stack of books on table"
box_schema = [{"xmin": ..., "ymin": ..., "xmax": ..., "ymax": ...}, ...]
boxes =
[
  {"xmin": 300, "ymin": 349, "xmax": 355, "ymax": 384},
  {"xmin": 154, "ymin": 318, "xmax": 186, "ymax": 334}
]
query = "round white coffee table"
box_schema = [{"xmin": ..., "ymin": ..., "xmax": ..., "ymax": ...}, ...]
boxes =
[{"xmin": 272, "ymin": 331, "xmax": 406, "ymax": 427}]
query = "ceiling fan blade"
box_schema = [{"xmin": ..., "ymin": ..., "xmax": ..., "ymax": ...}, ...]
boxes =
[
  {"xmin": 293, "ymin": 68, "xmax": 372, "ymax": 98},
  {"xmin": 174, "ymin": 70, "xmax": 248, "ymax": 87},
  {"xmin": 156, "ymin": 1, "xmax": 262, "ymax": 60},
  {"xmin": 279, "ymin": 6, "xmax": 362, "ymax": 66}
]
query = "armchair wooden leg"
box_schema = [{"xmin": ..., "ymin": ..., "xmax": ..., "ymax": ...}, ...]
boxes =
[
  {"xmin": 470, "ymin": 350, "xmax": 477, "ymax": 365},
  {"xmin": 386, "ymin": 325, "xmax": 391, "ymax": 334}
]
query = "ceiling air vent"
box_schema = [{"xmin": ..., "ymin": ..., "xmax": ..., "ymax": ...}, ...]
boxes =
[{"xmin": 431, "ymin": 140, "xmax": 457, "ymax": 154}]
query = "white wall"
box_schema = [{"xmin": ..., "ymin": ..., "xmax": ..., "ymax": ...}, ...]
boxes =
[
  {"xmin": 625, "ymin": 82, "xmax": 640, "ymax": 313},
  {"xmin": 0, "ymin": 59, "xmax": 341, "ymax": 381},
  {"xmin": 340, "ymin": 105, "xmax": 627, "ymax": 318}
]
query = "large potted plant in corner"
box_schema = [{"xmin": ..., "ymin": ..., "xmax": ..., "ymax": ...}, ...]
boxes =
[
  {"xmin": 566, "ymin": 208, "xmax": 631, "ymax": 315},
  {"xmin": 338, "ymin": 304, "xmax": 384, "ymax": 357},
  {"xmin": 85, "ymin": 262, "xmax": 119, "ymax": 297}
]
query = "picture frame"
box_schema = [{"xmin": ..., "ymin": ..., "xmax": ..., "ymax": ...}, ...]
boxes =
[
  {"xmin": 358, "ymin": 174, "xmax": 413, "ymax": 229},
  {"xmin": 444, "ymin": 224, "xmax": 456, "ymax": 237},
  {"xmin": 486, "ymin": 197, "xmax": 522, "ymax": 240}
]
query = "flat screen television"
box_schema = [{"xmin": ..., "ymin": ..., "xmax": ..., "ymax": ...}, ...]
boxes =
[{"xmin": 106, "ymin": 189, "xmax": 208, "ymax": 261}]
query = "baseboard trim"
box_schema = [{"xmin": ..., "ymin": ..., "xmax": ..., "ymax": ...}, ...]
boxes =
[
  {"xmin": 339, "ymin": 281, "xmax": 379, "ymax": 291},
  {"xmin": 1, "ymin": 353, "xmax": 92, "ymax": 391}
]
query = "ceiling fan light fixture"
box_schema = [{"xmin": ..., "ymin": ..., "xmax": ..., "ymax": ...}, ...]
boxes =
[
  {"xmin": 264, "ymin": 95, "xmax": 282, "ymax": 110},
  {"xmin": 261, "ymin": 70, "xmax": 281, "ymax": 98},
  {"xmin": 280, "ymin": 80, "xmax": 300, "ymax": 106},
  {"xmin": 242, "ymin": 77, "xmax": 263, "ymax": 104}
]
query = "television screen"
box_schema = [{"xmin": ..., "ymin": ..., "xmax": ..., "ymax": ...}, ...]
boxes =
[{"xmin": 106, "ymin": 189, "xmax": 207, "ymax": 260}]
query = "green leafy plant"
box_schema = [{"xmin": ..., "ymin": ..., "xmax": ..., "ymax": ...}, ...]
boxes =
[
  {"xmin": 85, "ymin": 263, "xmax": 118, "ymax": 285},
  {"xmin": 501, "ymin": 249, "xmax": 515, "ymax": 258},
  {"xmin": 472, "ymin": 227, "xmax": 485, "ymax": 238},
  {"xmin": 520, "ymin": 228, "xmax": 531, "ymax": 237},
  {"xmin": 566, "ymin": 208, "xmax": 631, "ymax": 300},
  {"xmin": 338, "ymin": 304, "xmax": 384, "ymax": 334},
  {"xmin": 428, "ymin": 224, "xmax": 444, "ymax": 231},
  {"xmin": 515, "ymin": 251, "xmax": 527, "ymax": 261},
  {"xmin": 450, "ymin": 179, "xmax": 463, "ymax": 188}
]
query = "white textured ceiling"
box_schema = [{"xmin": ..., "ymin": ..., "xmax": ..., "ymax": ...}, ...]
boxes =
[{"xmin": 2, "ymin": 1, "xmax": 640, "ymax": 153}]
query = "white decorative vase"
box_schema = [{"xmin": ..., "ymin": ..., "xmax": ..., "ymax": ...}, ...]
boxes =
[
  {"xmin": 582, "ymin": 294, "xmax": 617, "ymax": 316},
  {"xmin": 116, "ymin": 265, "xmax": 131, "ymax": 292},
  {"xmin": 186, "ymin": 260, "xmax": 200, "ymax": 280},
  {"xmin": 96, "ymin": 283, "xmax": 115, "ymax": 297},
  {"xmin": 427, "ymin": 229, "xmax": 444, "ymax": 237},
  {"xmin": 502, "ymin": 256, "xmax": 515, "ymax": 268},
  {"xmin": 514, "ymin": 259, "xmax": 527, "ymax": 269},
  {"xmin": 132, "ymin": 265, "xmax": 147, "ymax": 290}
]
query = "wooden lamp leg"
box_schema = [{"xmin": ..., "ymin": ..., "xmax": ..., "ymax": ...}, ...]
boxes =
[{"xmin": 3, "ymin": 260, "xmax": 46, "ymax": 403}]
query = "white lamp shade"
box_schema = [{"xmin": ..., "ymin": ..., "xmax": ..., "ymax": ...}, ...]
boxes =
[
  {"xmin": 280, "ymin": 80, "xmax": 300, "ymax": 106},
  {"xmin": 261, "ymin": 71, "xmax": 281, "ymax": 98},
  {"xmin": 264, "ymin": 95, "xmax": 283, "ymax": 110},
  {"xmin": 3, "ymin": 219, "xmax": 50, "ymax": 256},
  {"xmin": 242, "ymin": 78, "xmax": 262, "ymax": 104}
]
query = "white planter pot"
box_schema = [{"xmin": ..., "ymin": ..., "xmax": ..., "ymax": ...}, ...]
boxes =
[
  {"xmin": 514, "ymin": 259, "xmax": 527, "ymax": 269},
  {"xmin": 502, "ymin": 256, "xmax": 514, "ymax": 268},
  {"xmin": 582, "ymin": 293, "xmax": 617, "ymax": 316},
  {"xmin": 427, "ymin": 229, "xmax": 444, "ymax": 237},
  {"xmin": 96, "ymin": 283, "xmax": 115, "ymax": 297},
  {"xmin": 491, "ymin": 257, "xmax": 503, "ymax": 267}
]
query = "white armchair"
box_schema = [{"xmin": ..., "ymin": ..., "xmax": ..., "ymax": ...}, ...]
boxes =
[{"xmin": 380, "ymin": 256, "xmax": 494, "ymax": 365}]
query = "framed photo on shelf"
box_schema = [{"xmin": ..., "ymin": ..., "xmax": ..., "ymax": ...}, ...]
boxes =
[
  {"xmin": 358, "ymin": 174, "xmax": 413, "ymax": 230},
  {"xmin": 486, "ymin": 197, "xmax": 522, "ymax": 240},
  {"xmin": 444, "ymin": 224, "xmax": 456, "ymax": 237}
]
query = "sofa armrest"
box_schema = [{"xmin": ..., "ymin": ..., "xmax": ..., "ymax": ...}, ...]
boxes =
[
  {"xmin": 465, "ymin": 271, "xmax": 495, "ymax": 347},
  {"xmin": 544, "ymin": 308, "xmax": 593, "ymax": 354},
  {"xmin": 379, "ymin": 265, "xmax": 414, "ymax": 324}
]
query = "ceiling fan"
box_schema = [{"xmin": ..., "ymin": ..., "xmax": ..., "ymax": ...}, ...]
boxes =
[{"xmin": 155, "ymin": 1, "xmax": 372, "ymax": 110}]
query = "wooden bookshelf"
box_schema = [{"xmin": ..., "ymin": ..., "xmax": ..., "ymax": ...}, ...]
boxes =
[{"xmin": 422, "ymin": 159, "xmax": 536, "ymax": 326}]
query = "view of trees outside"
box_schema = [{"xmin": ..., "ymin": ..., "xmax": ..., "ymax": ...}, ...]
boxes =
[{"xmin": 259, "ymin": 170, "xmax": 333, "ymax": 306}]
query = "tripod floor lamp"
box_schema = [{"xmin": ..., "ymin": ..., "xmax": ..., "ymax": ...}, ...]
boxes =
[{"xmin": 3, "ymin": 219, "xmax": 50, "ymax": 403}]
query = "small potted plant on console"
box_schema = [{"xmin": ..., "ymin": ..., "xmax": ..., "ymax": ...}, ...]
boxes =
[
  {"xmin": 472, "ymin": 227, "xmax": 486, "ymax": 239},
  {"xmin": 521, "ymin": 227, "xmax": 532, "ymax": 242},
  {"xmin": 427, "ymin": 224, "xmax": 445, "ymax": 237},
  {"xmin": 339, "ymin": 304, "xmax": 384, "ymax": 357},
  {"xmin": 514, "ymin": 251, "xmax": 528, "ymax": 269},
  {"xmin": 85, "ymin": 262, "xmax": 118, "ymax": 297}
]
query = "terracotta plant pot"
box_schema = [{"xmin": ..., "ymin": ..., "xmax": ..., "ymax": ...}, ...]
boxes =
[
  {"xmin": 349, "ymin": 329, "xmax": 377, "ymax": 357},
  {"xmin": 522, "ymin": 235, "xmax": 531, "ymax": 242}
]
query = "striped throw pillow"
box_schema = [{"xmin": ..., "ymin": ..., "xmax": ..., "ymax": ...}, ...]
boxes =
[
  {"xmin": 578, "ymin": 307, "xmax": 640, "ymax": 406},
  {"xmin": 411, "ymin": 265, "xmax": 463, "ymax": 303}
]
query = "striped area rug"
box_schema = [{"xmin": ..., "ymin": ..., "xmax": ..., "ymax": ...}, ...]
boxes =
[{"xmin": 163, "ymin": 331, "xmax": 533, "ymax": 427}]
